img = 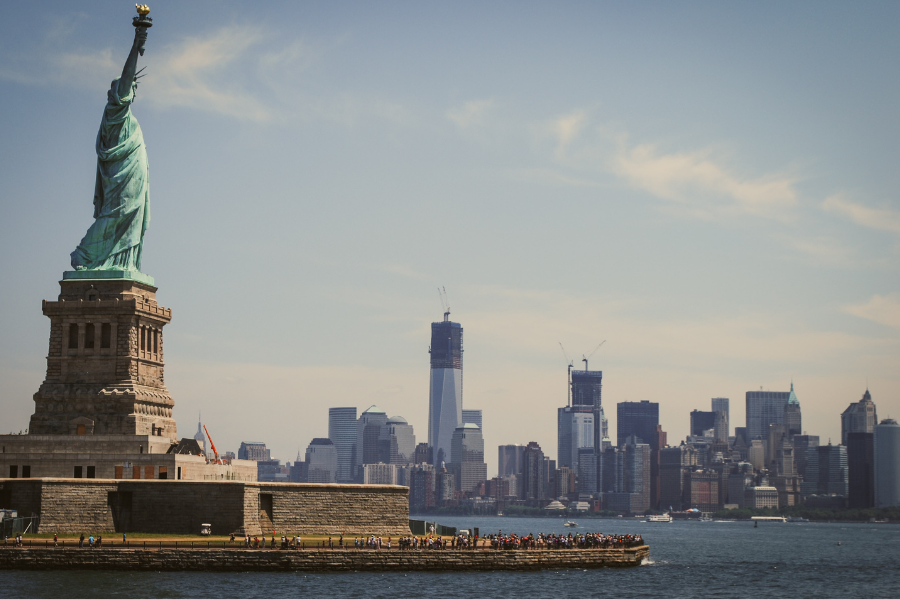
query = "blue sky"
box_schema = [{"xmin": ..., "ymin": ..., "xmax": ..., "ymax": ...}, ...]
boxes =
[{"xmin": 1, "ymin": 1, "xmax": 898, "ymax": 475}]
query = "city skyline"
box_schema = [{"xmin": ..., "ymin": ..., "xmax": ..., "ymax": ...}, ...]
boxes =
[{"xmin": 0, "ymin": 2, "xmax": 898, "ymax": 477}]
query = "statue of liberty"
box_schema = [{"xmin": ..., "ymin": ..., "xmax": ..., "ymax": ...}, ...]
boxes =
[{"xmin": 70, "ymin": 7, "xmax": 153, "ymax": 277}]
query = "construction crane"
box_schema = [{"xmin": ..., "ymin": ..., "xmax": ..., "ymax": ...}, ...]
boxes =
[
  {"xmin": 203, "ymin": 424, "xmax": 221, "ymax": 464},
  {"xmin": 581, "ymin": 340, "xmax": 606, "ymax": 371},
  {"xmin": 437, "ymin": 286, "xmax": 451, "ymax": 322},
  {"xmin": 559, "ymin": 342, "xmax": 574, "ymax": 407}
]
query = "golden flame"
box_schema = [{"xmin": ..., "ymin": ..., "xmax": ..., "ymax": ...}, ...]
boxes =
[{"xmin": 136, "ymin": 4, "xmax": 150, "ymax": 16}]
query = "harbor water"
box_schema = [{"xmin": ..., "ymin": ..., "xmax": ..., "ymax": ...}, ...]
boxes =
[{"xmin": 2, "ymin": 517, "xmax": 898, "ymax": 598}]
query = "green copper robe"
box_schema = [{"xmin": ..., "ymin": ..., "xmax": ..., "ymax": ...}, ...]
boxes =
[{"xmin": 70, "ymin": 78, "xmax": 149, "ymax": 272}]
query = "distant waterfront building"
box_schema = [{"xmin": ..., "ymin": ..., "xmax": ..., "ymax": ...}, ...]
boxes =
[
  {"xmin": 571, "ymin": 369, "xmax": 604, "ymax": 452},
  {"xmin": 745, "ymin": 486, "xmax": 779, "ymax": 509},
  {"xmin": 841, "ymin": 389, "xmax": 878, "ymax": 446},
  {"xmin": 256, "ymin": 459, "xmax": 287, "ymax": 482},
  {"xmin": 617, "ymin": 401, "xmax": 659, "ymax": 447},
  {"xmin": 684, "ymin": 470, "xmax": 721, "ymax": 513},
  {"xmin": 408, "ymin": 464, "xmax": 435, "ymax": 511},
  {"xmin": 414, "ymin": 443, "xmax": 432, "ymax": 465},
  {"xmin": 659, "ymin": 445, "xmax": 699, "ymax": 511},
  {"xmin": 600, "ymin": 446, "xmax": 619, "ymax": 494},
  {"xmin": 428, "ymin": 313, "xmax": 463, "ymax": 467},
  {"xmin": 355, "ymin": 406, "xmax": 388, "ymax": 480},
  {"xmin": 238, "ymin": 442, "xmax": 270, "ymax": 462},
  {"xmin": 622, "ymin": 436, "xmax": 651, "ymax": 513},
  {"xmin": 328, "ymin": 407, "xmax": 357, "ymax": 483},
  {"xmin": 784, "ymin": 382, "xmax": 802, "ymax": 438},
  {"xmin": 813, "ymin": 444, "xmax": 848, "ymax": 498},
  {"xmin": 690, "ymin": 410, "xmax": 716, "ymax": 437},
  {"xmin": 362, "ymin": 463, "xmax": 398, "ymax": 485},
  {"xmin": 847, "ymin": 432, "xmax": 875, "ymax": 509},
  {"xmin": 577, "ymin": 447, "xmax": 598, "ymax": 494},
  {"xmin": 462, "ymin": 409, "xmax": 482, "ymax": 430},
  {"xmin": 711, "ymin": 398, "xmax": 730, "ymax": 439},
  {"xmin": 874, "ymin": 419, "xmax": 900, "ymax": 507},
  {"xmin": 748, "ymin": 440, "xmax": 765, "ymax": 471},
  {"xmin": 305, "ymin": 438, "xmax": 338, "ymax": 483},
  {"xmin": 193, "ymin": 415, "xmax": 207, "ymax": 455},
  {"xmin": 449, "ymin": 424, "xmax": 487, "ymax": 493},
  {"xmin": 378, "ymin": 416, "xmax": 416, "ymax": 465},
  {"xmin": 745, "ymin": 388, "xmax": 790, "ymax": 440},
  {"xmin": 498, "ymin": 444, "xmax": 525, "ymax": 479},
  {"xmin": 520, "ymin": 442, "xmax": 547, "ymax": 501},
  {"xmin": 793, "ymin": 434, "xmax": 819, "ymax": 493},
  {"xmin": 557, "ymin": 405, "xmax": 594, "ymax": 472}
]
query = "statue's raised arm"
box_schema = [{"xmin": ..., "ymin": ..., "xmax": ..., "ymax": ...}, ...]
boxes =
[
  {"xmin": 68, "ymin": 6, "xmax": 154, "ymax": 280},
  {"xmin": 119, "ymin": 27, "xmax": 147, "ymax": 98}
]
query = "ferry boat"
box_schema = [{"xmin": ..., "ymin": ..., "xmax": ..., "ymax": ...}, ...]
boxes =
[
  {"xmin": 563, "ymin": 520, "xmax": 579, "ymax": 527},
  {"xmin": 646, "ymin": 513, "xmax": 673, "ymax": 523}
]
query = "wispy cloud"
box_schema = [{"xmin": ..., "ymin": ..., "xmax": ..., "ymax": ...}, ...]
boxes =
[
  {"xmin": 550, "ymin": 110, "xmax": 586, "ymax": 159},
  {"xmin": 611, "ymin": 138, "xmax": 799, "ymax": 220},
  {"xmin": 822, "ymin": 194, "xmax": 900, "ymax": 235},
  {"xmin": 145, "ymin": 26, "xmax": 270, "ymax": 120},
  {"xmin": 446, "ymin": 99, "xmax": 495, "ymax": 129},
  {"xmin": 845, "ymin": 293, "xmax": 900, "ymax": 331}
]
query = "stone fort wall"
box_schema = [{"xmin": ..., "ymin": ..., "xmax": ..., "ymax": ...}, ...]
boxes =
[{"xmin": 0, "ymin": 479, "xmax": 409, "ymax": 536}]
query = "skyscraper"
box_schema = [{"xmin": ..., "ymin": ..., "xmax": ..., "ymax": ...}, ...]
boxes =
[
  {"xmin": 355, "ymin": 405, "xmax": 388, "ymax": 480},
  {"xmin": 520, "ymin": 442, "xmax": 547, "ymax": 501},
  {"xmin": 815, "ymin": 444, "xmax": 848, "ymax": 497},
  {"xmin": 711, "ymin": 398, "xmax": 730, "ymax": 439},
  {"xmin": 557, "ymin": 405, "xmax": 594, "ymax": 471},
  {"xmin": 745, "ymin": 388, "xmax": 790, "ymax": 440},
  {"xmin": 617, "ymin": 401, "xmax": 659, "ymax": 447},
  {"xmin": 328, "ymin": 406, "xmax": 357, "ymax": 483},
  {"xmin": 378, "ymin": 415, "xmax": 416, "ymax": 465},
  {"xmin": 305, "ymin": 438, "xmax": 338, "ymax": 483},
  {"xmin": 462, "ymin": 409, "xmax": 482, "ymax": 430},
  {"xmin": 841, "ymin": 389, "xmax": 878, "ymax": 445},
  {"xmin": 428, "ymin": 313, "xmax": 463, "ymax": 467},
  {"xmin": 784, "ymin": 382, "xmax": 802, "ymax": 438},
  {"xmin": 571, "ymin": 369, "xmax": 603, "ymax": 451},
  {"xmin": 498, "ymin": 444, "xmax": 524, "ymax": 478},
  {"xmin": 847, "ymin": 432, "xmax": 875, "ymax": 509},
  {"xmin": 690, "ymin": 410, "xmax": 716, "ymax": 437},
  {"xmin": 622, "ymin": 436, "xmax": 651, "ymax": 513},
  {"xmin": 450, "ymin": 424, "xmax": 487, "ymax": 493},
  {"xmin": 874, "ymin": 419, "xmax": 900, "ymax": 508},
  {"xmin": 793, "ymin": 434, "xmax": 819, "ymax": 491}
]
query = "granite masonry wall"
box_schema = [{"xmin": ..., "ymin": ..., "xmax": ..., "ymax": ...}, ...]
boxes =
[
  {"xmin": 0, "ymin": 546, "xmax": 649, "ymax": 571},
  {"xmin": 0, "ymin": 479, "xmax": 410, "ymax": 536}
]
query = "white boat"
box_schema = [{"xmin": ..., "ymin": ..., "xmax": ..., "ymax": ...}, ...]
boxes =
[
  {"xmin": 698, "ymin": 516, "xmax": 713, "ymax": 522},
  {"xmin": 563, "ymin": 520, "xmax": 578, "ymax": 527},
  {"xmin": 647, "ymin": 513, "xmax": 673, "ymax": 523}
]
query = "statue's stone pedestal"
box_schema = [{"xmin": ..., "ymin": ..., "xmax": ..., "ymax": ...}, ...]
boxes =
[{"xmin": 29, "ymin": 276, "xmax": 176, "ymax": 438}]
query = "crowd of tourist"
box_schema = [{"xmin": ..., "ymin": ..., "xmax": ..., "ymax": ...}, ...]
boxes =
[{"xmin": 5, "ymin": 530, "xmax": 644, "ymax": 552}]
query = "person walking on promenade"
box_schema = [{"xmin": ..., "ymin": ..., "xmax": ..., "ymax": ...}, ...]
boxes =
[
  {"xmin": 123, "ymin": 532, "xmax": 127, "ymax": 545},
  {"xmin": 79, "ymin": 533, "xmax": 84, "ymax": 548},
  {"xmin": 97, "ymin": 535, "xmax": 102, "ymax": 548},
  {"xmin": 88, "ymin": 535, "xmax": 94, "ymax": 549},
  {"xmin": 260, "ymin": 535, "xmax": 265, "ymax": 549},
  {"xmin": 53, "ymin": 533, "xmax": 58, "ymax": 548}
]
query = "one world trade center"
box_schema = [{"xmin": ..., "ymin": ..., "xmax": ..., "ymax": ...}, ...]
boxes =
[{"xmin": 428, "ymin": 310, "xmax": 463, "ymax": 467}]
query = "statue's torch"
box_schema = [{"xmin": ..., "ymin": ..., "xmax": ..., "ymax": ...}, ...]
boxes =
[{"xmin": 133, "ymin": 4, "xmax": 152, "ymax": 55}]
